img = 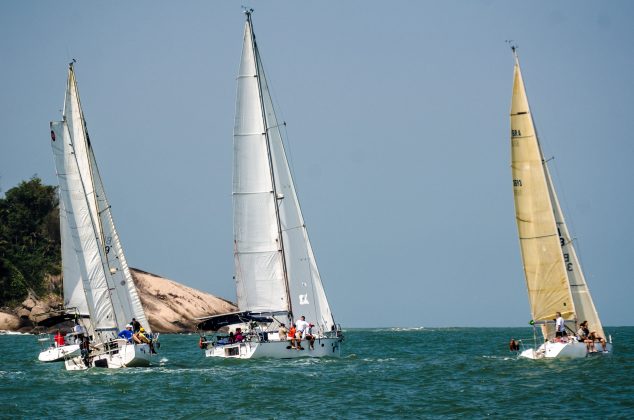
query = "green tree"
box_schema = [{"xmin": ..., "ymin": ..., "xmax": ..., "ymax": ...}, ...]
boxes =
[{"xmin": 0, "ymin": 177, "xmax": 60, "ymax": 305}]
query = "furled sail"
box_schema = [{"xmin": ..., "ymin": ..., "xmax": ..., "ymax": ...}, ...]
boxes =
[
  {"xmin": 510, "ymin": 54, "xmax": 575, "ymax": 330},
  {"xmin": 232, "ymin": 13, "xmax": 336, "ymax": 332}
]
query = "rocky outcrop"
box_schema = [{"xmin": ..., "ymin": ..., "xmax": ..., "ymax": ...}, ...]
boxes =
[
  {"xmin": 131, "ymin": 268, "xmax": 237, "ymax": 333},
  {"xmin": 0, "ymin": 311, "xmax": 20, "ymax": 331},
  {"xmin": 0, "ymin": 268, "xmax": 237, "ymax": 334}
]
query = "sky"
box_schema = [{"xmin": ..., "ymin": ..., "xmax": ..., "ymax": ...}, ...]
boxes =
[{"xmin": 1, "ymin": 1, "xmax": 633, "ymax": 328}]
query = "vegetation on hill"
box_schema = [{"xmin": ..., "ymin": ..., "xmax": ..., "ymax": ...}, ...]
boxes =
[{"xmin": 0, "ymin": 177, "xmax": 61, "ymax": 306}]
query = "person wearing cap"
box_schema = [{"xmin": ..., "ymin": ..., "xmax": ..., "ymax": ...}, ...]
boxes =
[
  {"xmin": 117, "ymin": 324, "xmax": 134, "ymax": 343},
  {"xmin": 135, "ymin": 327, "xmax": 157, "ymax": 354},
  {"xmin": 134, "ymin": 327, "xmax": 149, "ymax": 344}
]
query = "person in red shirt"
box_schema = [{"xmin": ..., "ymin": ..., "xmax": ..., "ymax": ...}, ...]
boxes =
[
  {"xmin": 54, "ymin": 330, "xmax": 65, "ymax": 347},
  {"xmin": 288, "ymin": 325, "xmax": 298, "ymax": 349}
]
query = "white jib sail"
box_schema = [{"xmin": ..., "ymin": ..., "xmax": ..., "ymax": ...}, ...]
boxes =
[
  {"xmin": 256, "ymin": 40, "xmax": 335, "ymax": 332},
  {"xmin": 87, "ymin": 147, "xmax": 150, "ymax": 332},
  {"xmin": 233, "ymin": 20, "xmax": 289, "ymax": 313}
]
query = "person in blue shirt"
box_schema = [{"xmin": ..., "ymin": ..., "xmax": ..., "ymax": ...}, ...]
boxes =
[{"xmin": 117, "ymin": 324, "xmax": 133, "ymax": 342}]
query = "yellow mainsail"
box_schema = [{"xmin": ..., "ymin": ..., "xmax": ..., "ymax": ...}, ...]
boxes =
[{"xmin": 510, "ymin": 54, "xmax": 575, "ymax": 331}]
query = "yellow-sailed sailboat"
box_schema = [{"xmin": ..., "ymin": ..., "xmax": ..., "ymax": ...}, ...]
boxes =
[{"xmin": 509, "ymin": 46, "xmax": 612, "ymax": 359}]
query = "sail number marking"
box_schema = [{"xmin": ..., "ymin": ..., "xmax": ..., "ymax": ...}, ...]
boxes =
[
  {"xmin": 511, "ymin": 129, "xmax": 522, "ymax": 137},
  {"xmin": 513, "ymin": 179, "xmax": 522, "ymax": 187},
  {"xmin": 557, "ymin": 228, "xmax": 574, "ymax": 272}
]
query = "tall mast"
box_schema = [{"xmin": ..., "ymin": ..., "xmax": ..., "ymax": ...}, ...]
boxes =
[{"xmin": 245, "ymin": 10, "xmax": 294, "ymax": 319}]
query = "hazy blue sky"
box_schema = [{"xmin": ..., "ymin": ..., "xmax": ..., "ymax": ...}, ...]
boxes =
[{"xmin": 1, "ymin": 1, "xmax": 633, "ymax": 328}]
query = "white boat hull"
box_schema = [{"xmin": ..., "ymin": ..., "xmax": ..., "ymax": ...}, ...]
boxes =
[
  {"xmin": 65, "ymin": 341, "xmax": 152, "ymax": 370},
  {"xmin": 38, "ymin": 344, "xmax": 81, "ymax": 362},
  {"xmin": 519, "ymin": 340, "xmax": 613, "ymax": 359},
  {"xmin": 205, "ymin": 337, "xmax": 342, "ymax": 359}
]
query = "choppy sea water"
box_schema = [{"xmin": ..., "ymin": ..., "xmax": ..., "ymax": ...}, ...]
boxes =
[{"xmin": 1, "ymin": 327, "xmax": 633, "ymax": 419}]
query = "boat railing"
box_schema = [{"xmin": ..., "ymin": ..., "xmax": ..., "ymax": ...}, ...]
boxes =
[{"xmin": 201, "ymin": 326, "xmax": 340, "ymax": 349}]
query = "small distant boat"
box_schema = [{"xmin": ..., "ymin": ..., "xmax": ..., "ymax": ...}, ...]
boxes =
[
  {"xmin": 196, "ymin": 10, "xmax": 343, "ymax": 359},
  {"xmin": 50, "ymin": 62, "xmax": 157, "ymax": 370},
  {"xmin": 36, "ymin": 331, "xmax": 80, "ymax": 363},
  {"xmin": 509, "ymin": 47, "xmax": 612, "ymax": 359}
]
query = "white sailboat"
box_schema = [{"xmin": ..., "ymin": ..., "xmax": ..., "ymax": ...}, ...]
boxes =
[
  {"xmin": 197, "ymin": 10, "xmax": 343, "ymax": 359},
  {"xmin": 509, "ymin": 47, "xmax": 612, "ymax": 359},
  {"xmin": 50, "ymin": 62, "xmax": 156, "ymax": 370},
  {"xmin": 36, "ymin": 328, "xmax": 80, "ymax": 363}
]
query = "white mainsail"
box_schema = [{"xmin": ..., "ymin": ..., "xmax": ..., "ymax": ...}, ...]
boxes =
[
  {"xmin": 51, "ymin": 63, "xmax": 150, "ymax": 342},
  {"xmin": 232, "ymin": 13, "xmax": 336, "ymax": 332},
  {"xmin": 510, "ymin": 50, "xmax": 604, "ymax": 339}
]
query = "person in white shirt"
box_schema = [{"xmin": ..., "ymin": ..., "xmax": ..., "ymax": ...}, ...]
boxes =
[
  {"xmin": 73, "ymin": 321, "xmax": 85, "ymax": 344},
  {"xmin": 555, "ymin": 312, "xmax": 566, "ymax": 338},
  {"xmin": 295, "ymin": 316, "xmax": 309, "ymax": 350}
]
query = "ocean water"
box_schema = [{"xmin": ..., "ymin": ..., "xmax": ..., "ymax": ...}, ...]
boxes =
[{"xmin": 1, "ymin": 327, "xmax": 633, "ymax": 419}]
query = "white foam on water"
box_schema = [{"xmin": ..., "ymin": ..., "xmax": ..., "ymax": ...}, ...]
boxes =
[{"xmin": 0, "ymin": 331, "xmax": 28, "ymax": 335}]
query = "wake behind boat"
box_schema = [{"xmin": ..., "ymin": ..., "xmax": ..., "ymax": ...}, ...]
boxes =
[
  {"xmin": 50, "ymin": 62, "xmax": 158, "ymax": 370},
  {"xmin": 196, "ymin": 10, "xmax": 342, "ymax": 359},
  {"xmin": 508, "ymin": 46, "xmax": 612, "ymax": 359}
]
